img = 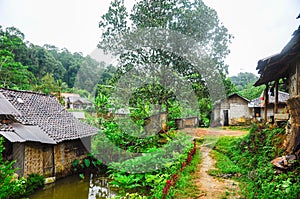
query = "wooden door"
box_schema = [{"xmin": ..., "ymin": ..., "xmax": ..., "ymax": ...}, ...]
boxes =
[{"xmin": 43, "ymin": 146, "xmax": 54, "ymax": 177}]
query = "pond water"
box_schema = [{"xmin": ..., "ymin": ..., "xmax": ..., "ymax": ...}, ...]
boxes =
[{"xmin": 29, "ymin": 174, "xmax": 117, "ymax": 199}]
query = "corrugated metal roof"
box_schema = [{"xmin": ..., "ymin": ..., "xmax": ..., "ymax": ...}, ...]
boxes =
[
  {"xmin": 13, "ymin": 123, "xmax": 56, "ymax": 144},
  {"xmin": 0, "ymin": 93, "xmax": 21, "ymax": 116},
  {"xmin": 248, "ymin": 91, "xmax": 289, "ymax": 107},
  {"xmin": 71, "ymin": 112, "xmax": 85, "ymax": 119},
  {"xmin": 0, "ymin": 131, "xmax": 25, "ymax": 142}
]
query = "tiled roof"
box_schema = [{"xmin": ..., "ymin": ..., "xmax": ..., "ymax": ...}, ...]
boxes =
[{"xmin": 0, "ymin": 88, "xmax": 98, "ymax": 143}]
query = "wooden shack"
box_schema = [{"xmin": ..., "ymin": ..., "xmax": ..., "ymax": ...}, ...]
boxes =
[
  {"xmin": 254, "ymin": 20, "xmax": 300, "ymax": 156},
  {"xmin": 0, "ymin": 88, "xmax": 98, "ymax": 178}
]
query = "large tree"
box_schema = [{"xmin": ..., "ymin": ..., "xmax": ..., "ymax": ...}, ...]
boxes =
[{"xmin": 98, "ymin": 0, "xmax": 232, "ymax": 126}]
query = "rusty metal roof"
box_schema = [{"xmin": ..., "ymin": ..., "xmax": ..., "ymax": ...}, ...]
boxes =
[{"xmin": 0, "ymin": 88, "xmax": 98, "ymax": 143}]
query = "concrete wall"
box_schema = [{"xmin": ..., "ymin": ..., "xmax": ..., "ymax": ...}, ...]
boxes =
[
  {"xmin": 144, "ymin": 112, "xmax": 167, "ymax": 134},
  {"xmin": 175, "ymin": 117, "xmax": 199, "ymax": 129},
  {"xmin": 218, "ymin": 95, "xmax": 251, "ymax": 126}
]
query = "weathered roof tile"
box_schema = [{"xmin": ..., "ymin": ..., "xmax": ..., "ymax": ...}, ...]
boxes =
[{"xmin": 0, "ymin": 88, "xmax": 98, "ymax": 143}]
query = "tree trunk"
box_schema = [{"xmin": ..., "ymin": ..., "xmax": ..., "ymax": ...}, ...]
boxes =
[{"xmin": 284, "ymin": 96, "xmax": 300, "ymax": 157}]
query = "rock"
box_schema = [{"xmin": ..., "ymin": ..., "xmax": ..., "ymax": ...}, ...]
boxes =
[
  {"xmin": 270, "ymin": 154, "xmax": 297, "ymax": 169},
  {"xmin": 45, "ymin": 177, "xmax": 56, "ymax": 184}
]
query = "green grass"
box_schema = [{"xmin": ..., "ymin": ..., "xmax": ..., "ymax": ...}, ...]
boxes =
[
  {"xmin": 173, "ymin": 148, "xmax": 203, "ymax": 198},
  {"xmin": 209, "ymin": 150, "xmax": 242, "ymax": 177},
  {"xmin": 211, "ymin": 125, "xmax": 300, "ymax": 199}
]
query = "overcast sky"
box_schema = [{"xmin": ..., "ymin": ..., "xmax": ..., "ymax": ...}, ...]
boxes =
[{"xmin": 0, "ymin": 0, "xmax": 299, "ymax": 76}]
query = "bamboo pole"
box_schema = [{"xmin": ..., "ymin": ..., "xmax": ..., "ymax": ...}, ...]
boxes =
[{"xmin": 264, "ymin": 84, "xmax": 269, "ymax": 123}]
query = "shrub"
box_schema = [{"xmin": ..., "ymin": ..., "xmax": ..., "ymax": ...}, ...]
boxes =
[{"xmin": 25, "ymin": 173, "xmax": 45, "ymax": 195}]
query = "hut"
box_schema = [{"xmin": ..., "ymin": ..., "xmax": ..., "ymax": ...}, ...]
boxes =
[
  {"xmin": 0, "ymin": 88, "xmax": 98, "ymax": 178},
  {"xmin": 254, "ymin": 17, "xmax": 300, "ymax": 156}
]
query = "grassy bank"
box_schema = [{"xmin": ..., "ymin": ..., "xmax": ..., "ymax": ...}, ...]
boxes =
[
  {"xmin": 173, "ymin": 148, "xmax": 202, "ymax": 198},
  {"xmin": 211, "ymin": 124, "xmax": 300, "ymax": 199}
]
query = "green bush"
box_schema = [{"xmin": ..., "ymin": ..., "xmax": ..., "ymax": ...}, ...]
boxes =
[{"xmin": 25, "ymin": 173, "xmax": 45, "ymax": 195}]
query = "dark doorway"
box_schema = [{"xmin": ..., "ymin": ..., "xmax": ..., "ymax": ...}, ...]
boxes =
[
  {"xmin": 254, "ymin": 107, "xmax": 261, "ymax": 118},
  {"xmin": 223, "ymin": 110, "xmax": 229, "ymax": 126}
]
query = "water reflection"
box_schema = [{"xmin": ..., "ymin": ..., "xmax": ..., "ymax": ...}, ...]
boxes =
[{"xmin": 30, "ymin": 174, "xmax": 117, "ymax": 199}]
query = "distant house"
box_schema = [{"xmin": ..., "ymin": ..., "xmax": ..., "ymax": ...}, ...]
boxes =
[
  {"xmin": 254, "ymin": 18, "xmax": 300, "ymax": 156},
  {"xmin": 0, "ymin": 88, "xmax": 98, "ymax": 178},
  {"xmin": 248, "ymin": 91, "xmax": 289, "ymax": 121},
  {"xmin": 61, "ymin": 93, "xmax": 92, "ymax": 110},
  {"xmin": 213, "ymin": 93, "xmax": 251, "ymax": 126}
]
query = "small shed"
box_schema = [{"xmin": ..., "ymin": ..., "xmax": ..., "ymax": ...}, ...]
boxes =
[
  {"xmin": 254, "ymin": 17, "xmax": 300, "ymax": 156},
  {"xmin": 0, "ymin": 88, "xmax": 98, "ymax": 178},
  {"xmin": 213, "ymin": 93, "xmax": 251, "ymax": 126},
  {"xmin": 175, "ymin": 116, "xmax": 199, "ymax": 129}
]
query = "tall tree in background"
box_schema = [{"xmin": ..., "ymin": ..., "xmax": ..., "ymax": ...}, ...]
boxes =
[
  {"xmin": 230, "ymin": 72, "xmax": 258, "ymax": 90},
  {"xmin": 0, "ymin": 26, "xmax": 33, "ymax": 89},
  {"xmin": 98, "ymin": 0, "xmax": 232, "ymax": 125}
]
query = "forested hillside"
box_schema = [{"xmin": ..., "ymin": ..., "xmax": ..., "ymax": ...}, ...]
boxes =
[{"xmin": 0, "ymin": 25, "xmax": 104, "ymax": 96}]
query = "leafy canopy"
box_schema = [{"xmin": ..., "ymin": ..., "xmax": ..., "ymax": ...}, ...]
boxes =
[{"xmin": 98, "ymin": 0, "xmax": 232, "ymax": 126}]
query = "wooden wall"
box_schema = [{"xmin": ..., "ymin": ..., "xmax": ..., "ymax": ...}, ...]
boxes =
[
  {"xmin": 14, "ymin": 139, "xmax": 89, "ymax": 178},
  {"xmin": 12, "ymin": 142, "xmax": 25, "ymax": 176},
  {"xmin": 54, "ymin": 139, "xmax": 88, "ymax": 178}
]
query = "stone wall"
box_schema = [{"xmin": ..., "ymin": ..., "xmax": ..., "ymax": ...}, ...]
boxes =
[{"xmin": 285, "ymin": 96, "xmax": 300, "ymax": 157}]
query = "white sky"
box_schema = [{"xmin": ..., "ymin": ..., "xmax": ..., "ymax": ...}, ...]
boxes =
[{"xmin": 0, "ymin": 0, "xmax": 299, "ymax": 76}]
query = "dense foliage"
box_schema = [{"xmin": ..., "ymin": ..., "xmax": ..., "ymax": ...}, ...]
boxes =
[
  {"xmin": 0, "ymin": 138, "xmax": 45, "ymax": 199},
  {"xmin": 211, "ymin": 124, "xmax": 300, "ymax": 199},
  {"xmin": 0, "ymin": 25, "xmax": 103, "ymax": 96}
]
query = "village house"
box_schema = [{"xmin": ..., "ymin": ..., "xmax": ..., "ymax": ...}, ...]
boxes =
[
  {"xmin": 61, "ymin": 93, "xmax": 93, "ymax": 110},
  {"xmin": 248, "ymin": 91, "xmax": 289, "ymax": 122},
  {"xmin": 254, "ymin": 17, "xmax": 300, "ymax": 157},
  {"xmin": 213, "ymin": 93, "xmax": 252, "ymax": 126},
  {"xmin": 0, "ymin": 88, "xmax": 98, "ymax": 178}
]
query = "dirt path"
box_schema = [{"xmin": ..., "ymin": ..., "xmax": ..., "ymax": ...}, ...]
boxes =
[{"xmin": 182, "ymin": 128, "xmax": 248, "ymax": 199}]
